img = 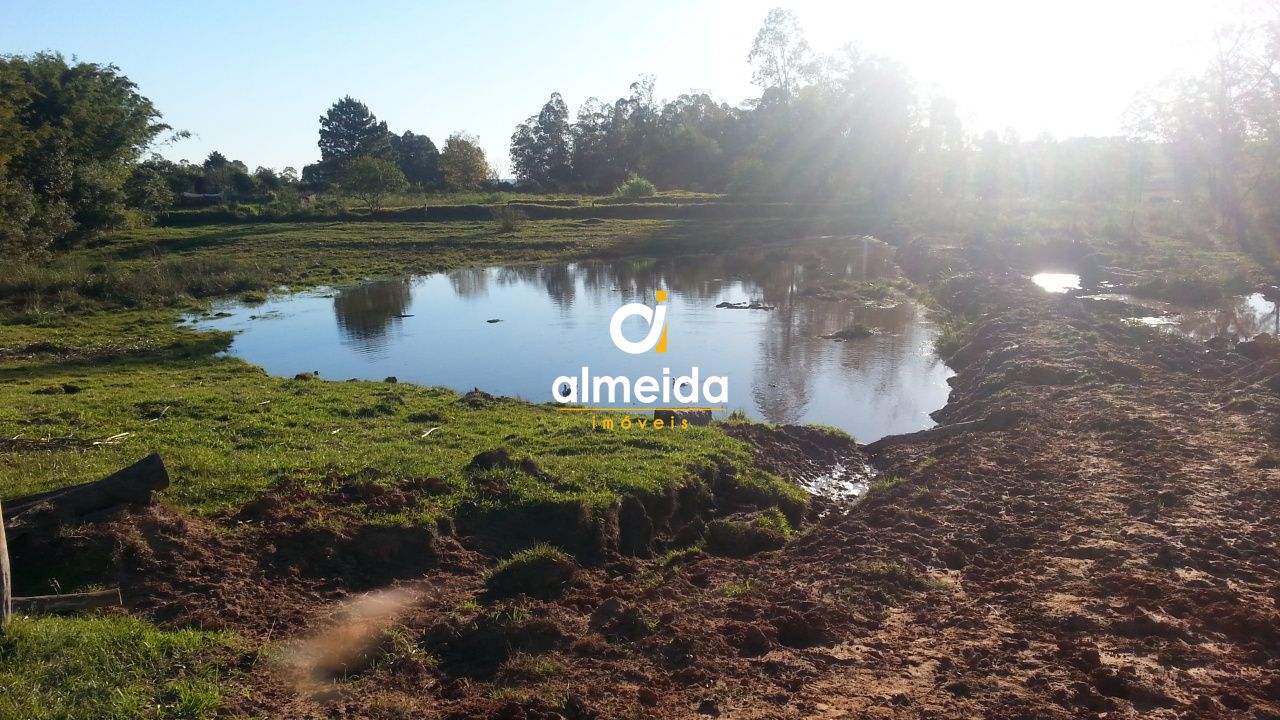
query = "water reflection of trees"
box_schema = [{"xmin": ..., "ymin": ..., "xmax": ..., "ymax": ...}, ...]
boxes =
[
  {"xmin": 565, "ymin": 237, "xmax": 893, "ymax": 302},
  {"xmin": 1176, "ymin": 294, "xmax": 1279, "ymax": 340},
  {"xmin": 551, "ymin": 237, "xmax": 908, "ymax": 424},
  {"xmin": 448, "ymin": 267, "xmax": 490, "ymax": 298},
  {"xmin": 332, "ymin": 237, "xmax": 930, "ymax": 426},
  {"xmin": 333, "ymin": 279, "xmax": 413, "ymax": 353},
  {"xmin": 533, "ymin": 238, "xmax": 905, "ymax": 424}
]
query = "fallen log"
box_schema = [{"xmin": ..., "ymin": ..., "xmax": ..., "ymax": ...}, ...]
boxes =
[
  {"xmin": 3, "ymin": 453, "xmax": 168, "ymax": 528},
  {"xmin": 12, "ymin": 589, "xmax": 122, "ymax": 615}
]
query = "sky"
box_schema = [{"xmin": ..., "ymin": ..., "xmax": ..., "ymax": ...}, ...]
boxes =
[{"xmin": 0, "ymin": 0, "xmax": 1240, "ymax": 176}]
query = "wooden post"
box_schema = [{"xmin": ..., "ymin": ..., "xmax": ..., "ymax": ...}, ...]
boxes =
[{"xmin": 0, "ymin": 499, "xmax": 10, "ymax": 628}]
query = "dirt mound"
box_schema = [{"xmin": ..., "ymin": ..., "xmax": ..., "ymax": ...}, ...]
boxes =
[{"xmin": 722, "ymin": 422, "xmax": 864, "ymax": 481}]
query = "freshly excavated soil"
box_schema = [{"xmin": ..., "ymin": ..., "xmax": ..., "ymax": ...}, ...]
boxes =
[{"xmin": 25, "ymin": 273, "xmax": 1280, "ymax": 719}]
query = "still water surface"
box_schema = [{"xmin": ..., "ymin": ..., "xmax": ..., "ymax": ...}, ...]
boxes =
[
  {"xmin": 1132, "ymin": 292, "xmax": 1278, "ymax": 341},
  {"xmin": 1030, "ymin": 271, "xmax": 1277, "ymax": 341},
  {"xmin": 194, "ymin": 252, "xmax": 954, "ymax": 441}
]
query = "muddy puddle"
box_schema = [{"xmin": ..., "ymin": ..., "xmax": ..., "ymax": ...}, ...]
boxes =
[
  {"xmin": 1125, "ymin": 292, "xmax": 1279, "ymax": 341},
  {"xmin": 1030, "ymin": 270, "xmax": 1277, "ymax": 342},
  {"xmin": 1031, "ymin": 272, "xmax": 1082, "ymax": 293}
]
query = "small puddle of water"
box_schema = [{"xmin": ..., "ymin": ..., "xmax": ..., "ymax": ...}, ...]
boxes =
[
  {"xmin": 1032, "ymin": 272, "xmax": 1081, "ymax": 293},
  {"xmin": 800, "ymin": 461, "xmax": 875, "ymax": 504},
  {"xmin": 1032, "ymin": 271, "xmax": 1278, "ymax": 343},
  {"xmin": 192, "ymin": 247, "xmax": 954, "ymax": 442},
  {"xmin": 1132, "ymin": 292, "xmax": 1279, "ymax": 341}
]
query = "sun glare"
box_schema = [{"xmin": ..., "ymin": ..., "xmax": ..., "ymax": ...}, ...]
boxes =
[{"xmin": 780, "ymin": 0, "xmax": 1235, "ymax": 138}]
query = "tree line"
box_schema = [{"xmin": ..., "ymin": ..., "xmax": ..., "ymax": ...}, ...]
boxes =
[
  {"xmin": 503, "ymin": 9, "xmax": 1144, "ymax": 208},
  {"xmin": 147, "ymin": 97, "xmax": 495, "ymax": 214},
  {"xmin": 6, "ymin": 7, "xmax": 1280, "ymax": 257}
]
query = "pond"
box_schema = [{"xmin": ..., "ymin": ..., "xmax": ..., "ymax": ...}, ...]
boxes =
[{"xmin": 192, "ymin": 244, "xmax": 954, "ymax": 442}]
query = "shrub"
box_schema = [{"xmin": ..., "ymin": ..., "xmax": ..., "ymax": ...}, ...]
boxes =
[
  {"xmin": 491, "ymin": 205, "xmax": 527, "ymax": 233},
  {"xmin": 264, "ymin": 188, "xmax": 305, "ymax": 218},
  {"xmin": 614, "ymin": 174, "xmax": 656, "ymax": 198},
  {"xmin": 338, "ymin": 157, "xmax": 408, "ymax": 213},
  {"xmin": 484, "ymin": 544, "xmax": 577, "ymax": 599}
]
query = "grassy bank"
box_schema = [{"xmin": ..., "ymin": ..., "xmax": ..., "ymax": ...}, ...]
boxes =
[
  {"xmin": 3, "ymin": 219, "xmax": 662, "ymax": 313},
  {"xmin": 0, "ymin": 344, "xmax": 801, "ymax": 518},
  {"xmin": 0, "ymin": 208, "xmax": 840, "ymax": 717}
]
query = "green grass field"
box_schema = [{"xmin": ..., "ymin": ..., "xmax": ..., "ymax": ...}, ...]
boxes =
[
  {"xmin": 0, "ymin": 616, "xmax": 237, "ymax": 720},
  {"xmin": 0, "ymin": 342, "xmax": 801, "ymax": 518}
]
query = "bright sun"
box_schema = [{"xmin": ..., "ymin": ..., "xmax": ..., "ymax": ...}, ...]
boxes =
[{"xmin": 780, "ymin": 0, "xmax": 1234, "ymax": 138}]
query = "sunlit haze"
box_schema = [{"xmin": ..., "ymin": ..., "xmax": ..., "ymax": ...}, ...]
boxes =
[{"xmin": 0, "ymin": 0, "xmax": 1236, "ymax": 174}]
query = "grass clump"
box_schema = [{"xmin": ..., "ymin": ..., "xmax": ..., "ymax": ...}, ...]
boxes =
[
  {"xmin": 0, "ymin": 615, "xmax": 236, "ymax": 720},
  {"xmin": 706, "ymin": 513, "xmax": 788, "ymax": 557},
  {"xmin": 485, "ymin": 544, "xmax": 578, "ymax": 599},
  {"xmin": 1129, "ymin": 270, "xmax": 1246, "ymax": 306},
  {"xmin": 850, "ymin": 559, "xmax": 940, "ymax": 592},
  {"xmin": 1224, "ymin": 395, "xmax": 1261, "ymax": 412},
  {"xmin": 932, "ymin": 314, "xmax": 973, "ymax": 360},
  {"xmin": 863, "ymin": 475, "xmax": 903, "ymax": 500},
  {"xmin": 497, "ymin": 654, "xmax": 564, "ymax": 684},
  {"xmin": 659, "ymin": 545, "xmax": 704, "ymax": 566},
  {"xmin": 752, "ymin": 507, "xmax": 794, "ymax": 538},
  {"xmin": 0, "ymin": 255, "xmax": 275, "ymax": 312}
]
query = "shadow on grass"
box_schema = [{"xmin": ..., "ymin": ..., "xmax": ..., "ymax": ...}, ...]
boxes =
[
  {"xmin": 0, "ymin": 333, "xmax": 233, "ymax": 384},
  {"xmin": 113, "ymin": 224, "xmax": 308, "ymax": 258},
  {"xmin": 616, "ymin": 215, "xmax": 885, "ymax": 258}
]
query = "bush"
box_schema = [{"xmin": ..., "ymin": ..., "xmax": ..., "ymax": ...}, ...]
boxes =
[
  {"xmin": 491, "ymin": 205, "xmax": 527, "ymax": 233},
  {"xmin": 614, "ymin": 173, "xmax": 656, "ymax": 198},
  {"xmin": 485, "ymin": 544, "xmax": 577, "ymax": 599},
  {"xmin": 338, "ymin": 157, "xmax": 408, "ymax": 212}
]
